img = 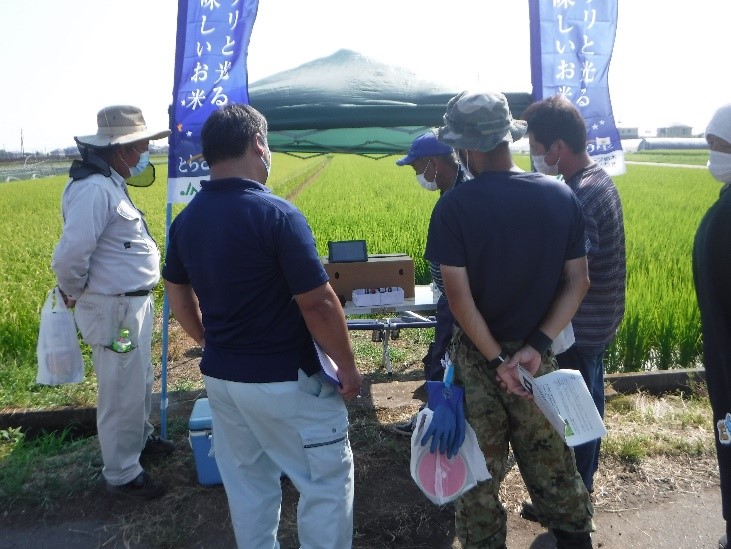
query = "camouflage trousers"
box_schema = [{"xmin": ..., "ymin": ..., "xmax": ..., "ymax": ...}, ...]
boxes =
[{"xmin": 450, "ymin": 328, "xmax": 594, "ymax": 549}]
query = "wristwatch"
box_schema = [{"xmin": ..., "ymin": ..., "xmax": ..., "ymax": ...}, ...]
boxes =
[{"xmin": 487, "ymin": 350, "xmax": 508, "ymax": 368}]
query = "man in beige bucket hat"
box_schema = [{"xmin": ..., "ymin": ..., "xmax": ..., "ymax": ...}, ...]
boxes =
[
  {"xmin": 52, "ymin": 105, "xmax": 172, "ymax": 500},
  {"xmin": 425, "ymin": 91, "xmax": 595, "ymax": 548}
]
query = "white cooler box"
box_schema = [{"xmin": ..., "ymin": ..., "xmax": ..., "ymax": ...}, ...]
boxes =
[{"xmin": 188, "ymin": 398, "xmax": 223, "ymax": 486}]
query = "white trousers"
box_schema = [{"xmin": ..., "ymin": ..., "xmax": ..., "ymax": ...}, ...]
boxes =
[
  {"xmin": 73, "ymin": 292, "xmax": 154, "ymax": 485},
  {"xmin": 204, "ymin": 371, "xmax": 354, "ymax": 549}
]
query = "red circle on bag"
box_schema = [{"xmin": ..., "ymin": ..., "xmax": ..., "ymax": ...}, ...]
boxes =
[{"xmin": 417, "ymin": 451, "xmax": 467, "ymax": 499}]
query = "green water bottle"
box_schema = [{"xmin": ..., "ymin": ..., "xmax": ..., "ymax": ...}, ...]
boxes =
[{"xmin": 111, "ymin": 329, "xmax": 132, "ymax": 353}]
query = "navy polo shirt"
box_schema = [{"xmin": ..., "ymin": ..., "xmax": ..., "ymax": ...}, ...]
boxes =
[
  {"xmin": 425, "ymin": 170, "xmax": 587, "ymax": 341},
  {"xmin": 162, "ymin": 178, "xmax": 327, "ymax": 383}
]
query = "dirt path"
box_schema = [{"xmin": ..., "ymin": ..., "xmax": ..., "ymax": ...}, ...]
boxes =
[
  {"xmin": 2, "ymin": 487, "xmax": 721, "ymax": 548},
  {"xmin": 285, "ymin": 157, "xmax": 331, "ymax": 202},
  {"xmin": 0, "ymin": 378, "xmax": 724, "ymax": 548}
]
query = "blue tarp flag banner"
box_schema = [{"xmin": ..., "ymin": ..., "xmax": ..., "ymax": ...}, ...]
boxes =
[
  {"xmin": 160, "ymin": 0, "xmax": 258, "ymax": 439},
  {"xmin": 528, "ymin": 0, "xmax": 625, "ymax": 175},
  {"xmin": 168, "ymin": 0, "xmax": 259, "ymax": 204}
]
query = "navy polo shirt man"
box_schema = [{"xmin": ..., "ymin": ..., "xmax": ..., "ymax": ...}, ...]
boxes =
[{"xmin": 163, "ymin": 104, "xmax": 362, "ymax": 548}]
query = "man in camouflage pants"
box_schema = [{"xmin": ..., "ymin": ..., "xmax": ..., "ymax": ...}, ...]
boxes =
[{"xmin": 425, "ymin": 90, "xmax": 594, "ymax": 548}]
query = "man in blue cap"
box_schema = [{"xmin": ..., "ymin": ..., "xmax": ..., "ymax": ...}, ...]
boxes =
[{"xmin": 390, "ymin": 130, "xmax": 470, "ymax": 435}]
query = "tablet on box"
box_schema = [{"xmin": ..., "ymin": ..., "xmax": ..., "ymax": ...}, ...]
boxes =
[{"xmin": 327, "ymin": 240, "xmax": 368, "ymax": 263}]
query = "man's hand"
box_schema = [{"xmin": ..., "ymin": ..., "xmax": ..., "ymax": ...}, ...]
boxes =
[
  {"xmin": 337, "ymin": 368, "xmax": 363, "ymax": 400},
  {"xmin": 505, "ymin": 346, "xmax": 542, "ymax": 375},
  {"xmin": 57, "ymin": 287, "xmax": 76, "ymax": 309},
  {"xmin": 495, "ymin": 346, "xmax": 541, "ymax": 398}
]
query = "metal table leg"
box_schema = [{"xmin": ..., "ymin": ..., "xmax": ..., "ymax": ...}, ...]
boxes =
[{"xmin": 382, "ymin": 326, "xmax": 392, "ymax": 375}]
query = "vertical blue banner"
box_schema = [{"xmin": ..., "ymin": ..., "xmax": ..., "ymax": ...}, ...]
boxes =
[
  {"xmin": 529, "ymin": 0, "xmax": 624, "ymax": 175},
  {"xmin": 168, "ymin": 0, "xmax": 259, "ymax": 203}
]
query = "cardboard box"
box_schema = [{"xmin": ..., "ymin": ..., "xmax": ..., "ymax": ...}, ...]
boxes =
[
  {"xmin": 323, "ymin": 254, "xmax": 415, "ymax": 302},
  {"xmin": 188, "ymin": 398, "xmax": 222, "ymax": 486}
]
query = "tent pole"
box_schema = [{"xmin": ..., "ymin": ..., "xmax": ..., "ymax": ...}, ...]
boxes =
[{"xmin": 160, "ymin": 201, "xmax": 172, "ymax": 439}]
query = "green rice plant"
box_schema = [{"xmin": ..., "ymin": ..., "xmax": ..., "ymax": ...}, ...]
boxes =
[
  {"xmin": 0, "ymin": 151, "xmax": 723, "ymax": 410},
  {"xmin": 606, "ymin": 315, "xmax": 646, "ymax": 372},
  {"xmin": 295, "ymin": 154, "xmax": 531, "ymax": 284},
  {"xmin": 0, "ymin": 155, "xmax": 325, "ymax": 409},
  {"xmin": 627, "ymin": 150, "xmax": 708, "ymax": 165},
  {"xmin": 605, "ymin": 162, "xmax": 716, "ymax": 372},
  {"xmin": 294, "ymin": 154, "xmax": 440, "ymax": 283}
]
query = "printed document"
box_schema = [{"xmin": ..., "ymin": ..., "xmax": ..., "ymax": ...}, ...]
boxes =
[
  {"xmin": 518, "ymin": 366, "xmax": 607, "ymax": 446},
  {"xmin": 312, "ymin": 339, "xmax": 341, "ymax": 386}
]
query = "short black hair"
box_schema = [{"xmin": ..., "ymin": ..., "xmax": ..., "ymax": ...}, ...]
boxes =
[
  {"xmin": 201, "ymin": 104, "xmax": 268, "ymax": 166},
  {"xmin": 522, "ymin": 96, "xmax": 587, "ymax": 154}
]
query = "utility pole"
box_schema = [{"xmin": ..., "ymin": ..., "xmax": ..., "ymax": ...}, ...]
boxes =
[{"xmin": 20, "ymin": 129, "xmax": 24, "ymax": 156}]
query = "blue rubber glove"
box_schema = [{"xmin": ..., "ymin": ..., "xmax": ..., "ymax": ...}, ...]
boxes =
[{"xmin": 420, "ymin": 380, "xmax": 466, "ymax": 458}]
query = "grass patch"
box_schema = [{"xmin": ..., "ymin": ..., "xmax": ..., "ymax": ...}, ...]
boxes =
[
  {"xmin": 604, "ymin": 435, "xmax": 647, "ymax": 463},
  {"xmin": 0, "ymin": 427, "xmax": 102, "ymax": 511},
  {"xmin": 602, "ymin": 390, "xmax": 714, "ymax": 463}
]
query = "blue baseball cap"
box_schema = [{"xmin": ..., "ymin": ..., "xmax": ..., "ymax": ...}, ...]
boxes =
[{"xmin": 396, "ymin": 131, "xmax": 453, "ymax": 166}]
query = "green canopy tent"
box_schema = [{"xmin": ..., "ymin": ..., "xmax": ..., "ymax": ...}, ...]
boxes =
[{"xmin": 249, "ymin": 49, "xmax": 532, "ymax": 159}]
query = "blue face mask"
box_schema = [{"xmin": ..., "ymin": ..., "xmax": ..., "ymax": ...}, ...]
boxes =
[{"xmin": 129, "ymin": 151, "xmax": 150, "ymax": 177}]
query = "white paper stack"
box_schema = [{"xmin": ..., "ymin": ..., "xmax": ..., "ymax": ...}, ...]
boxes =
[
  {"xmin": 352, "ymin": 287, "xmax": 404, "ymax": 306},
  {"xmin": 518, "ymin": 366, "xmax": 607, "ymax": 447}
]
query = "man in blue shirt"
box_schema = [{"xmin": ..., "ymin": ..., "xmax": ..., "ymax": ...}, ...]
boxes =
[
  {"xmin": 390, "ymin": 131, "xmax": 470, "ymax": 435},
  {"xmin": 163, "ymin": 104, "xmax": 362, "ymax": 548},
  {"xmin": 396, "ymin": 130, "xmax": 469, "ymax": 382},
  {"xmin": 426, "ymin": 91, "xmax": 594, "ymax": 548}
]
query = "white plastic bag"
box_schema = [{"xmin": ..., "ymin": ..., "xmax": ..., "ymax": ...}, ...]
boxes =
[
  {"xmin": 36, "ymin": 287, "xmax": 84, "ymax": 385},
  {"xmin": 410, "ymin": 407, "xmax": 491, "ymax": 505},
  {"xmin": 552, "ymin": 322, "xmax": 575, "ymax": 355}
]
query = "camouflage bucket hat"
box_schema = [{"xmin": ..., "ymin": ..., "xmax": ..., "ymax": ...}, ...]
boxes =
[{"xmin": 437, "ymin": 91, "xmax": 527, "ymax": 152}]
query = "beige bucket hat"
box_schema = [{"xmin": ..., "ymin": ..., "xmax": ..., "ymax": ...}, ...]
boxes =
[{"xmin": 75, "ymin": 105, "xmax": 171, "ymax": 148}]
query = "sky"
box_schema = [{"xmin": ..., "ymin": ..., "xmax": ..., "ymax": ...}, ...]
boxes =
[{"xmin": 1, "ymin": 0, "xmax": 728, "ymax": 153}]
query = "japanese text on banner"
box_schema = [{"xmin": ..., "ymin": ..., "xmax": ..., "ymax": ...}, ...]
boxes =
[
  {"xmin": 167, "ymin": 0, "xmax": 259, "ymax": 204},
  {"xmin": 529, "ymin": 0, "xmax": 624, "ymax": 175}
]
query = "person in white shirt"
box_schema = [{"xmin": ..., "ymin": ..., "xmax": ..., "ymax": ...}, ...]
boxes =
[{"xmin": 52, "ymin": 105, "xmax": 172, "ymax": 500}]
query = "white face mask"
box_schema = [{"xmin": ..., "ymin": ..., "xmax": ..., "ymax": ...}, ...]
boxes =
[
  {"xmin": 532, "ymin": 151, "xmax": 559, "ymax": 176},
  {"xmin": 260, "ymin": 151, "xmax": 271, "ymax": 176},
  {"xmin": 708, "ymin": 150, "xmax": 731, "ymax": 183},
  {"xmin": 456, "ymin": 150, "xmax": 474, "ymax": 179},
  {"xmin": 129, "ymin": 151, "xmax": 150, "ymax": 177},
  {"xmin": 259, "ymin": 135, "xmax": 272, "ymax": 179},
  {"xmin": 415, "ymin": 159, "xmax": 438, "ymax": 191}
]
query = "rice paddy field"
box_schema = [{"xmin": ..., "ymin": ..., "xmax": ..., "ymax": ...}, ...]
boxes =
[{"xmin": 0, "ymin": 151, "xmax": 719, "ymax": 408}]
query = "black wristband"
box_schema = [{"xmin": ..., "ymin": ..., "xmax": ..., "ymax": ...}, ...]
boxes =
[
  {"xmin": 525, "ymin": 329, "xmax": 553, "ymax": 355},
  {"xmin": 487, "ymin": 349, "xmax": 508, "ymax": 368}
]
